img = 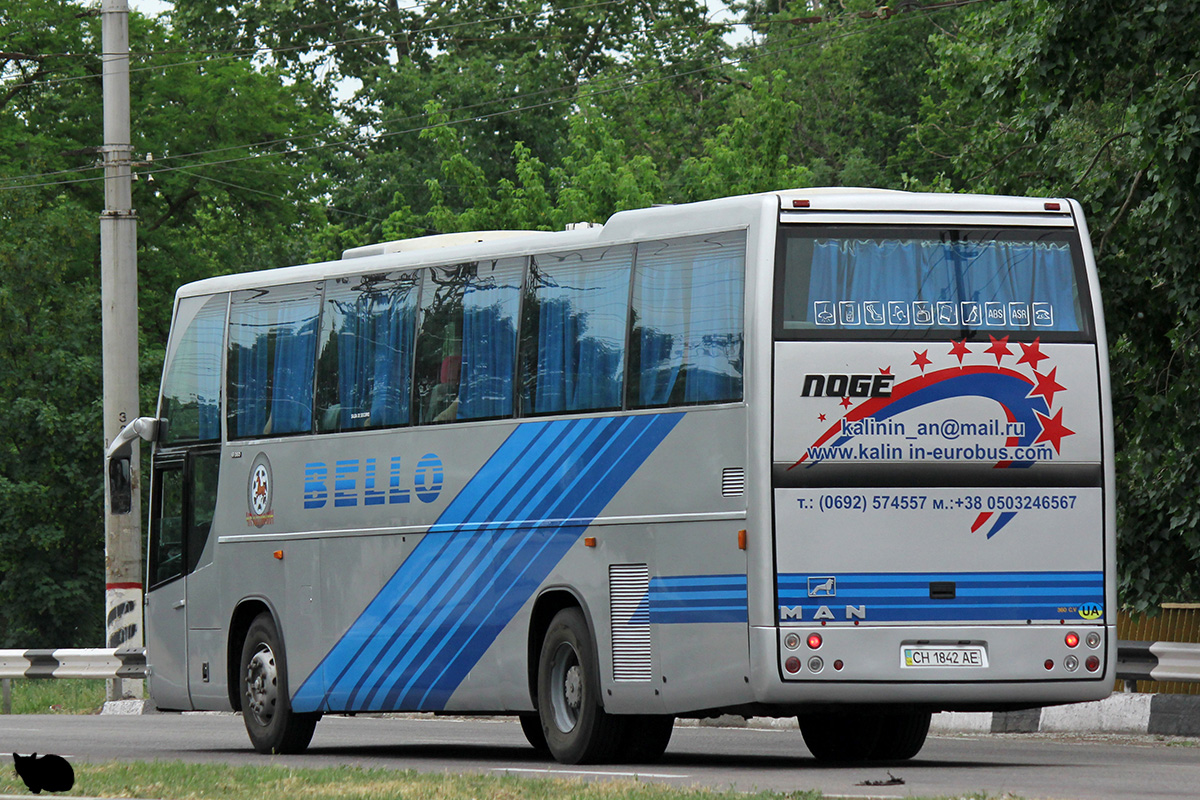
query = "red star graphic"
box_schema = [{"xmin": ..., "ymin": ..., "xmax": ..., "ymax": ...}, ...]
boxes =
[
  {"xmin": 818, "ymin": 413, "xmax": 827, "ymax": 422},
  {"xmin": 948, "ymin": 339, "xmax": 972, "ymax": 365},
  {"xmin": 1034, "ymin": 407, "xmax": 1075, "ymax": 453},
  {"xmin": 1029, "ymin": 367, "xmax": 1067, "ymax": 408},
  {"xmin": 912, "ymin": 349, "xmax": 932, "ymax": 373},
  {"xmin": 1017, "ymin": 337, "xmax": 1049, "ymax": 371},
  {"xmin": 985, "ymin": 334, "xmax": 1013, "ymax": 365},
  {"xmin": 840, "ymin": 397, "xmax": 853, "ymax": 409}
]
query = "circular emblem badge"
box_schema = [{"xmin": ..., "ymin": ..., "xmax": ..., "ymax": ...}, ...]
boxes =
[{"xmin": 247, "ymin": 452, "xmax": 274, "ymax": 528}]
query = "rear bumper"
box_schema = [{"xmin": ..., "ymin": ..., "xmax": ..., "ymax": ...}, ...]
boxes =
[{"xmin": 748, "ymin": 623, "xmax": 1117, "ymax": 709}]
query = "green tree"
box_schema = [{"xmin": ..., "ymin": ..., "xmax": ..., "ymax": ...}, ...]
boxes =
[
  {"xmin": 0, "ymin": 0, "xmax": 335, "ymax": 645},
  {"xmin": 903, "ymin": 0, "xmax": 1200, "ymax": 608}
]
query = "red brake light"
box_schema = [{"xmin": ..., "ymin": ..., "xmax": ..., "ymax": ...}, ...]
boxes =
[
  {"xmin": 807, "ymin": 633, "xmax": 823, "ymax": 650},
  {"xmin": 1065, "ymin": 632, "xmax": 1080, "ymax": 648}
]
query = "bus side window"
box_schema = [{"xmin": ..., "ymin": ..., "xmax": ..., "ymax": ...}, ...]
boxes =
[
  {"xmin": 227, "ymin": 283, "xmax": 322, "ymax": 439},
  {"xmin": 519, "ymin": 246, "xmax": 632, "ymax": 415},
  {"xmin": 415, "ymin": 265, "xmax": 471, "ymax": 424},
  {"xmin": 630, "ymin": 231, "xmax": 746, "ymax": 408},
  {"xmin": 315, "ymin": 272, "xmax": 420, "ymax": 432}
]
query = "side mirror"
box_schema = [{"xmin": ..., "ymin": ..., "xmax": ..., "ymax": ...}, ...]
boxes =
[
  {"xmin": 105, "ymin": 417, "xmax": 160, "ymax": 516},
  {"xmin": 109, "ymin": 455, "xmax": 132, "ymax": 514}
]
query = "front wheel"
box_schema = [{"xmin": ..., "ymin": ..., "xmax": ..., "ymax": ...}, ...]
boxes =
[
  {"xmin": 239, "ymin": 612, "xmax": 319, "ymax": 754},
  {"xmin": 537, "ymin": 607, "xmax": 624, "ymax": 764}
]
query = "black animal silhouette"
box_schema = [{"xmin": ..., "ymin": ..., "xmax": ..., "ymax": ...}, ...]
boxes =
[{"xmin": 12, "ymin": 752, "xmax": 75, "ymax": 794}]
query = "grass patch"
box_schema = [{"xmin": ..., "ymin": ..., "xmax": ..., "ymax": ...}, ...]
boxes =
[
  {"xmin": 1, "ymin": 679, "xmax": 107, "ymax": 715},
  {"xmin": 0, "ymin": 761, "xmax": 832, "ymax": 800}
]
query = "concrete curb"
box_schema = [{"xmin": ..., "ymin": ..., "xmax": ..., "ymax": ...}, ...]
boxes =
[{"xmin": 102, "ymin": 694, "xmax": 1200, "ymax": 736}]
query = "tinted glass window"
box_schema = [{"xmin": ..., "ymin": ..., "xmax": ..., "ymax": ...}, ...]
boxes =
[
  {"xmin": 414, "ymin": 265, "xmax": 471, "ymax": 424},
  {"xmin": 316, "ymin": 271, "xmax": 420, "ymax": 432},
  {"xmin": 159, "ymin": 294, "xmax": 226, "ymax": 445},
  {"xmin": 187, "ymin": 452, "xmax": 220, "ymax": 573},
  {"xmin": 519, "ymin": 246, "xmax": 632, "ymax": 415},
  {"xmin": 630, "ymin": 231, "xmax": 746, "ymax": 408},
  {"xmin": 227, "ymin": 283, "xmax": 322, "ymax": 438},
  {"xmin": 459, "ymin": 257, "xmax": 523, "ymax": 420},
  {"xmin": 148, "ymin": 466, "xmax": 184, "ymax": 588},
  {"xmin": 776, "ymin": 227, "xmax": 1089, "ymax": 339}
]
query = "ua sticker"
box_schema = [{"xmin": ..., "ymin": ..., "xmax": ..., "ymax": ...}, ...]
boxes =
[{"xmin": 1078, "ymin": 602, "xmax": 1103, "ymax": 620}]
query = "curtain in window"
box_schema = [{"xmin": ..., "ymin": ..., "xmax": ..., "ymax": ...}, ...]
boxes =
[
  {"xmin": 459, "ymin": 259, "xmax": 522, "ymax": 420},
  {"xmin": 160, "ymin": 293, "xmax": 226, "ymax": 445},
  {"xmin": 523, "ymin": 247, "xmax": 631, "ymax": 415},
  {"xmin": 632, "ymin": 231, "xmax": 746, "ymax": 407},
  {"xmin": 228, "ymin": 284, "xmax": 321, "ymax": 438},
  {"xmin": 318, "ymin": 274, "xmax": 419, "ymax": 431},
  {"xmin": 807, "ymin": 238, "xmax": 1078, "ymax": 331}
]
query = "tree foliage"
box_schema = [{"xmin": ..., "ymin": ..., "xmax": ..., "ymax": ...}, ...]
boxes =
[{"xmin": 2, "ymin": 0, "xmax": 1200, "ymax": 646}]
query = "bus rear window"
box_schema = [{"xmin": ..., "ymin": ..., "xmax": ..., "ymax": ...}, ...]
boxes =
[{"xmin": 775, "ymin": 227, "xmax": 1090, "ymax": 339}]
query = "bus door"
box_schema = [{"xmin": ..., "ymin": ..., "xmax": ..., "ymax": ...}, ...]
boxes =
[{"xmin": 146, "ymin": 448, "xmax": 220, "ymax": 710}]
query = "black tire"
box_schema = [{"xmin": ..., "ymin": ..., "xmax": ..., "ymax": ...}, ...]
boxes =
[
  {"xmin": 798, "ymin": 711, "xmax": 882, "ymax": 762},
  {"xmin": 870, "ymin": 710, "xmax": 931, "ymax": 761},
  {"xmin": 519, "ymin": 712, "xmax": 549, "ymax": 753},
  {"xmin": 618, "ymin": 715, "xmax": 675, "ymax": 763},
  {"xmin": 536, "ymin": 607, "xmax": 624, "ymax": 764},
  {"xmin": 239, "ymin": 612, "xmax": 319, "ymax": 754}
]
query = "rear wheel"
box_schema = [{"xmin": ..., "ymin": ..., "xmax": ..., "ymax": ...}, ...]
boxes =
[
  {"xmin": 239, "ymin": 612, "xmax": 319, "ymax": 754},
  {"xmin": 618, "ymin": 715, "xmax": 675, "ymax": 763},
  {"xmin": 798, "ymin": 711, "xmax": 882, "ymax": 762},
  {"xmin": 870, "ymin": 710, "xmax": 931, "ymax": 761},
  {"xmin": 537, "ymin": 607, "xmax": 624, "ymax": 764}
]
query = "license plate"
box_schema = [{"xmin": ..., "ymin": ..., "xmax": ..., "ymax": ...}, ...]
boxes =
[{"xmin": 900, "ymin": 645, "xmax": 988, "ymax": 668}]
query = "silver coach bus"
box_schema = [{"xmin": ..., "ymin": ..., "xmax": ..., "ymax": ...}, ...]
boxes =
[{"xmin": 108, "ymin": 189, "xmax": 1116, "ymax": 763}]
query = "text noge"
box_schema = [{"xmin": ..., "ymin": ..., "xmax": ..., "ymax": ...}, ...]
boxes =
[{"xmin": 801, "ymin": 373, "xmax": 895, "ymax": 398}]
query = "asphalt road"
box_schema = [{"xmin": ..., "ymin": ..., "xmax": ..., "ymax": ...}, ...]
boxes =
[{"xmin": 2, "ymin": 713, "xmax": 1199, "ymax": 800}]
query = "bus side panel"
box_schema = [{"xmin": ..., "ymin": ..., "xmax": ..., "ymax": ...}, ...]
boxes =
[{"xmin": 239, "ymin": 409, "xmax": 749, "ymax": 715}]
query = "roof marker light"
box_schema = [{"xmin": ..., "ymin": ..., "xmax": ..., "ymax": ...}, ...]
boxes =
[
  {"xmin": 793, "ymin": 199, "xmax": 811, "ymax": 208},
  {"xmin": 1044, "ymin": 201, "xmax": 1061, "ymax": 211}
]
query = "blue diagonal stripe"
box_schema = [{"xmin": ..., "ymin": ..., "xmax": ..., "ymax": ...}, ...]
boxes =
[{"xmin": 292, "ymin": 412, "xmax": 683, "ymax": 713}]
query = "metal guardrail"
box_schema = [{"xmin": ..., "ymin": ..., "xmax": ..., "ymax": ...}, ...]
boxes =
[
  {"xmin": 1115, "ymin": 640, "xmax": 1200, "ymax": 684},
  {"xmin": 0, "ymin": 641, "xmax": 1196, "ymax": 683},
  {"xmin": 0, "ymin": 640, "xmax": 1194, "ymax": 713},
  {"xmin": 0, "ymin": 647, "xmax": 146, "ymax": 681}
]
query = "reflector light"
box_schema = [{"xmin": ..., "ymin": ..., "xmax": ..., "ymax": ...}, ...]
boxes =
[
  {"xmin": 833, "ymin": 660, "xmax": 844, "ymax": 671},
  {"xmin": 1065, "ymin": 632, "xmax": 1080, "ymax": 648},
  {"xmin": 272, "ymin": 550, "xmax": 283, "ymax": 560},
  {"xmin": 807, "ymin": 633, "xmax": 823, "ymax": 650},
  {"xmin": 785, "ymin": 657, "xmax": 802, "ymax": 674},
  {"xmin": 1044, "ymin": 659, "xmax": 1054, "ymax": 670},
  {"xmin": 793, "ymin": 199, "xmax": 811, "ymax": 208},
  {"xmin": 1085, "ymin": 656, "xmax": 1101, "ymax": 672},
  {"xmin": 1044, "ymin": 201, "xmax": 1061, "ymax": 211}
]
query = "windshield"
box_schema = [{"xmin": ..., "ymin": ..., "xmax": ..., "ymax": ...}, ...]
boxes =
[{"xmin": 774, "ymin": 226, "xmax": 1091, "ymax": 341}]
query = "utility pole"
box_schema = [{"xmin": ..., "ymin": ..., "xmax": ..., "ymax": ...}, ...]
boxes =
[{"xmin": 100, "ymin": 0, "xmax": 142, "ymax": 701}]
